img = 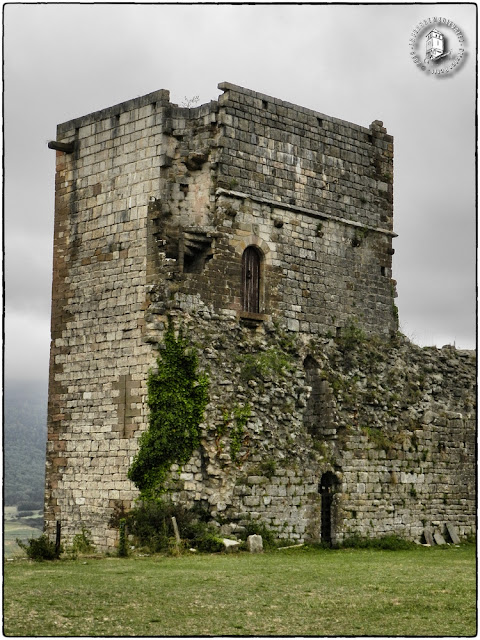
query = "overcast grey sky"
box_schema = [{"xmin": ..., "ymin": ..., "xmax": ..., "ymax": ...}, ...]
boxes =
[{"xmin": 4, "ymin": 3, "xmax": 477, "ymax": 385}]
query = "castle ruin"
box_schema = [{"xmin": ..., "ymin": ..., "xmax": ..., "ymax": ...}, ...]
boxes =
[{"xmin": 45, "ymin": 82, "xmax": 475, "ymax": 550}]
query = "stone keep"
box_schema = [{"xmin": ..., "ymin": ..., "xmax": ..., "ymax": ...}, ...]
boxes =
[{"xmin": 45, "ymin": 82, "xmax": 475, "ymax": 550}]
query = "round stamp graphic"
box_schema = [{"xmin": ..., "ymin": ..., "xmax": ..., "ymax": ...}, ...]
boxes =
[{"xmin": 409, "ymin": 17, "xmax": 466, "ymax": 76}]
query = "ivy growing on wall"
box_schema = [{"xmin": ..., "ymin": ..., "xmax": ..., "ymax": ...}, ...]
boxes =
[
  {"xmin": 230, "ymin": 403, "xmax": 251, "ymax": 463},
  {"xmin": 239, "ymin": 347, "xmax": 294, "ymax": 382},
  {"xmin": 128, "ymin": 319, "xmax": 209, "ymax": 500},
  {"xmin": 216, "ymin": 403, "xmax": 251, "ymax": 463}
]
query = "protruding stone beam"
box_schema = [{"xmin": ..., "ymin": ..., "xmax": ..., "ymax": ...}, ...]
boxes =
[{"xmin": 48, "ymin": 140, "xmax": 75, "ymax": 153}]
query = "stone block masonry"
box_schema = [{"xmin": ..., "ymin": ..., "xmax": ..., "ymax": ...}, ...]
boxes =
[
  {"xmin": 45, "ymin": 83, "xmax": 475, "ymax": 551},
  {"xmin": 46, "ymin": 90, "xmax": 171, "ymax": 548}
]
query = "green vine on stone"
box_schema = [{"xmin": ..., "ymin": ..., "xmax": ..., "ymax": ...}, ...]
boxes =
[
  {"xmin": 128, "ymin": 319, "xmax": 209, "ymax": 500},
  {"xmin": 118, "ymin": 519, "xmax": 128, "ymax": 557},
  {"xmin": 230, "ymin": 403, "xmax": 251, "ymax": 463},
  {"xmin": 239, "ymin": 348, "xmax": 293, "ymax": 382}
]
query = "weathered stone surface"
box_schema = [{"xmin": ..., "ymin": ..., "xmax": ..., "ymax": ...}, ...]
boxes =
[
  {"xmin": 45, "ymin": 83, "xmax": 476, "ymax": 553},
  {"xmin": 434, "ymin": 532, "xmax": 447, "ymax": 546},
  {"xmin": 246, "ymin": 534, "xmax": 263, "ymax": 553},
  {"xmin": 446, "ymin": 523, "xmax": 461, "ymax": 545},
  {"xmin": 423, "ymin": 527, "xmax": 434, "ymax": 546},
  {"xmin": 221, "ymin": 538, "xmax": 241, "ymax": 552}
]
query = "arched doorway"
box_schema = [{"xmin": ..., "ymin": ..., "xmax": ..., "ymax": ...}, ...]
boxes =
[
  {"xmin": 242, "ymin": 246, "xmax": 262, "ymax": 313},
  {"xmin": 319, "ymin": 472, "xmax": 338, "ymax": 546}
]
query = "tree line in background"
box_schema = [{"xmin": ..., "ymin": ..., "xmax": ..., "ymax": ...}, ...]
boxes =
[{"xmin": 4, "ymin": 381, "xmax": 47, "ymax": 510}]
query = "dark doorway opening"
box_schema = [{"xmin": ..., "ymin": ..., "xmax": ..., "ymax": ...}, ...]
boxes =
[{"xmin": 320, "ymin": 472, "xmax": 338, "ymax": 546}]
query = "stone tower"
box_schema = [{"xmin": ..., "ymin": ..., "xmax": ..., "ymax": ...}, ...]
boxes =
[
  {"xmin": 426, "ymin": 28, "xmax": 444, "ymax": 60},
  {"xmin": 45, "ymin": 83, "xmax": 475, "ymax": 550}
]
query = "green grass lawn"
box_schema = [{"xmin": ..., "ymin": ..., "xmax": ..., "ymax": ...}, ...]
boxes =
[{"xmin": 3, "ymin": 545, "xmax": 476, "ymax": 637}]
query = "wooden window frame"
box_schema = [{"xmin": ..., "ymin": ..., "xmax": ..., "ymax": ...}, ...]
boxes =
[{"xmin": 242, "ymin": 245, "xmax": 263, "ymax": 314}]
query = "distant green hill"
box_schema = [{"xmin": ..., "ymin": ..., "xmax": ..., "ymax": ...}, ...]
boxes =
[{"xmin": 4, "ymin": 380, "xmax": 47, "ymax": 509}]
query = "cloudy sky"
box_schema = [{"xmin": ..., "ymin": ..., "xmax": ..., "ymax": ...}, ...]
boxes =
[{"xmin": 4, "ymin": 3, "xmax": 477, "ymax": 387}]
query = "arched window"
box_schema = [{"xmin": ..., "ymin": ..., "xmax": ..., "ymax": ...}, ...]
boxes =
[{"xmin": 242, "ymin": 246, "xmax": 262, "ymax": 313}]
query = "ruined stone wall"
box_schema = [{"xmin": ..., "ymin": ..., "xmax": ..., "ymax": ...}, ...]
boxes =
[
  {"xmin": 45, "ymin": 84, "xmax": 475, "ymax": 551},
  {"xmin": 312, "ymin": 334, "xmax": 476, "ymax": 543},
  {"xmin": 148, "ymin": 82, "xmax": 397, "ymax": 338},
  {"xmin": 140, "ymin": 314, "xmax": 476, "ymax": 546}
]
